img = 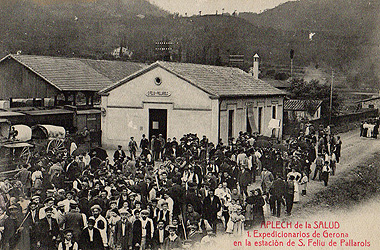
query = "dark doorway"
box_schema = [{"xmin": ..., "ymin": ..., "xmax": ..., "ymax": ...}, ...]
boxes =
[
  {"xmin": 246, "ymin": 108, "xmax": 252, "ymax": 134},
  {"xmin": 258, "ymin": 107, "xmax": 263, "ymax": 134},
  {"xmin": 149, "ymin": 109, "xmax": 167, "ymax": 140},
  {"xmin": 228, "ymin": 110, "xmax": 234, "ymax": 139}
]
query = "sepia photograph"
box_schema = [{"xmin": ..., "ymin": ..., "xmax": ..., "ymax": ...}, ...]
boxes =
[{"xmin": 0, "ymin": 0, "xmax": 379, "ymax": 249}]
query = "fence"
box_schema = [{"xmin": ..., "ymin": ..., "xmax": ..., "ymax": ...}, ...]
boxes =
[
  {"xmin": 283, "ymin": 109, "xmax": 379, "ymax": 137},
  {"xmin": 311, "ymin": 109, "xmax": 379, "ymax": 127}
]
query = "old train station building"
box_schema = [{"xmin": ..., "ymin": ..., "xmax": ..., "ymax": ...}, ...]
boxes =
[{"xmin": 99, "ymin": 59, "xmax": 285, "ymax": 148}]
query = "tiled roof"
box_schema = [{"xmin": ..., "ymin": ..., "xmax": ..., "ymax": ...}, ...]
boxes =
[
  {"xmin": 101, "ymin": 61, "xmax": 286, "ymax": 97},
  {"xmin": 80, "ymin": 59, "xmax": 146, "ymax": 83},
  {"xmin": 159, "ymin": 61, "xmax": 285, "ymax": 97},
  {"xmin": 2, "ymin": 54, "xmax": 145, "ymax": 92},
  {"xmin": 264, "ymin": 79, "xmax": 291, "ymax": 89},
  {"xmin": 284, "ymin": 99, "xmax": 323, "ymax": 111}
]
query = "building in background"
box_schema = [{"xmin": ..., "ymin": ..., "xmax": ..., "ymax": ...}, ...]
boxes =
[
  {"xmin": 99, "ymin": 57, "xmax": 285, "ymax": 148},
  {"xmin": 0, "ymin": 54, "xmax": 145, "ymax": 143},
  {"xmin": 284, "ymin": 99, "xmax": 323, "ymax": 122}
]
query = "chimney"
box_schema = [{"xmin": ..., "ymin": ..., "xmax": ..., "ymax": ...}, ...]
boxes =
[{"xmin": 253, "ymin": 54, "xmax": 259, "ymax": 79}]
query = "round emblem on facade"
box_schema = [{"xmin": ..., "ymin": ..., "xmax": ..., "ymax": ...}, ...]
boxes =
[{"xmin": 154, "ymin": 77, "xmax": 162, "ymax": 85}]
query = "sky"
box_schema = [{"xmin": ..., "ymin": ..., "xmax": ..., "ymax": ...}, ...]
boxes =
[{"xmin": 148, "ymin": 0, "xmax": 294, "ymax": 15}]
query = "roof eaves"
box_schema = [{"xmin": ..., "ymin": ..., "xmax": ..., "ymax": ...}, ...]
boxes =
[
  {"xmin": 100, "ymin": 61, "xmax": 219, "ymax": 98},
  {"xmin": 284, "ymin": 100, "xmax": 322, "ymax": 111},
  {"xmin": 220, "ymin": 93, "xmax": 286, "ymax": 98},
  {"xmin": 6, "ymin": 54, "xmax": 63, "ymax": 92}
]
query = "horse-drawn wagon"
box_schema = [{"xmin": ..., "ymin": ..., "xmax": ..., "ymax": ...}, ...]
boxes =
[
  {"xmin": 31, "ymin": 124, "xmax": 67, "ymax": 155},
  {"xmin": 0, "ymin": 119, "xmax": 34, "ymax": 172}
]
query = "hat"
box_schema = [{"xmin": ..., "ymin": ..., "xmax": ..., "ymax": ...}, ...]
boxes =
[
  {"xmin": 161, "ymin": 201, "xmax": 168, "ymax": 206},
  {"xmin": 188, "ymin": 182, "xmax": 196, "ymax": 188},
  {"xmin": 45, "ymin": 207, "xmax": 54, "ymax": 213},
  {"xmin": 88, "ymin": 217, "xmax": 96, "ymax": 225},
  {"xmin": 46, "ymin": 189, "xmax": 55, "ymax": 194},
  {"xmin": 31, "ymin": 195, "xmax": 40, "ymax": 200},
  {"xmin": 44, "ymin": 197, "xmax": 54, "ymax": 204},
  {"xmin": 66, "ymin": 190, "xmax": 75, "ymax": 196},
  {"xmin": 111, "ymin": 208, "xmax": 120, "ymax": 216},
  {"xmin": 64, "ymin": 229, "xmax": 74, "ymax": 235},
  {"xmin": 29, "ymin": 201, "xmax": 38, "ymax": 206},
  {"xmin": 119, "ymin": 208, "xmax": 130, "ymax": 215},
  {"xmin": 90, "ymin": 204, "xmax": 102, "ymax": 212},
  {"xmin": 58, "ymin": 189, "xmax": 66, "ymax": 194},
  {"xmin": 69, "ymin": 201, "xmax": 78, "ymax": 209},
  {"xmin": 141, "ymin": 210, "xmax": 149, "ymax": 216},
  {"xmin": 8, "ymin": 205, "xmax": 18, "ymax": 210},
  {"xmin": 89, "ymin": 189, "xmax": 99, "ymax": 197},
  {"xmin": 57, "ymin": 201, "xmax": 65, "ymax": 208},
  {"xmin": 137, "ymin": 173, "xmax": 144, "ymax": 179}
]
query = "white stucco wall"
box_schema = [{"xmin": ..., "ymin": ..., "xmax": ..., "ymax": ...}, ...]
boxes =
[
  {"xmin": 101, "ymin": 67, "xmax": 218, "ymax": 148},
  {"xmin": 219, "ymin": 96, "xmax": 284, "ymax": 143}
]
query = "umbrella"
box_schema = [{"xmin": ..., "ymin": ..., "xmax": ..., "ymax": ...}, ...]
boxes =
[
  {"xmin": 272, "ymin": 143, "xmax": 287, "ymax": 151},
  {"xmin": 256, "ymin": 135, "xmax": 272, "ymax": 141},
  {"xmin": 295, "ymin": 141, "xmax": 310, "ymax": 150},
  {"xmin": 71, "ymin": 145, "xmax": 87, "ymax": 157},
  {"xmin": 90, "ymin": 147, "xmax": 108, "ymax": 161},
  {"xmin": 254, "ymin": 139, "xmax": 272, "ymax": 148}
]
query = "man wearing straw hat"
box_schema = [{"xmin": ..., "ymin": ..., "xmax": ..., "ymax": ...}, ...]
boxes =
[
  {"xmin": 115, "ymin": 208, "xmax": 133, "ymax": 250},
  {"xmin": 2, "ymin": 205, "xmax": 22, "ymax": 250},
  {"xmin": 90, "ymin": 204, "xmax": 108, "ymax": 248},
  {"xmin": 163, "ymin": 225, "xmax": 182, "ymax": 250},
  {"xmin": 140, "ymin": 209, "xmax": 154, "ymax": 250}
]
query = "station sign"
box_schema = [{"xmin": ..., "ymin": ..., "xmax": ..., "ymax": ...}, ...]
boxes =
[{"xmin": 146, "ymin": 90, "xmax": 171, "ymax": 97}]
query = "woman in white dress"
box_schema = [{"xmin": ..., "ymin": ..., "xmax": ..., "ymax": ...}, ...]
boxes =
[{"xmin": 287, "ymin": 168, "xmax": 302, "ymax": 203}]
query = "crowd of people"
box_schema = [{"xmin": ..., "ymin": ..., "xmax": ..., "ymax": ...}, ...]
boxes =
[{"xmin": 0, "ymin": 124, "xmax": 342, "ymax": 250}]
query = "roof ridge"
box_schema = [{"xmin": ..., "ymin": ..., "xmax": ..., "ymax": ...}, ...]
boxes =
[
  {"xmin": 157, "ymin": 60, "xmax": 247, "ymax": 71},
  {"xmin": 11, "ymin": 54, "xmax": 145, "ymax": 65}
]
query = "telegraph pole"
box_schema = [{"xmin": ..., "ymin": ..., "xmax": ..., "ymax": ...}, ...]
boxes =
[
  {"xmin": 290, "ymin": 49, "xmax": 294, "ymax": 78},
  {"xmin": 329, "ymin": 70, "xmax": 334, "ymax": 125}
]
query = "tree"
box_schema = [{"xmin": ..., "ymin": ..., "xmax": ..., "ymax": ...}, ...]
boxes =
[{"xmin": 288, "ymin": 78, "xmax": 341, "ymax": 118}]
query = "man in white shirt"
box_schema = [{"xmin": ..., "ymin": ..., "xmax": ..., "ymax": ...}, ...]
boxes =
[
  {"xmin": 140, "ymin": 210, "xmax": 154, "ymax": 250},
  {"xmin": 163, "ymin": 193, "xmax": 174, "ymax": 213},
  {"xmin": 236, "ymin": 149, "xmax": 247, "ymax": 167},
  {"xmin": 61, "ymin": 190, "xmax": 75, "ymax": 213},
  {"xmin": 39, "ymin": 197, "xmax": 58, "ymax": 220}
]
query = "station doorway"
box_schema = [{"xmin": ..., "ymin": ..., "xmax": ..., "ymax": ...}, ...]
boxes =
[{"xmin": 149, "ymin": 109, "xmax": 167, "ymax": 140}]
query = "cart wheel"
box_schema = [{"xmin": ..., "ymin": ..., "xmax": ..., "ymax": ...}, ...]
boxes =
[
  {"xmin": 19, "ymin": 146, "xmax": 31, "ymax": 164},
  {"xmin": 47, "ymin": 139, "xmax": 65, "ymax": 155}
]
